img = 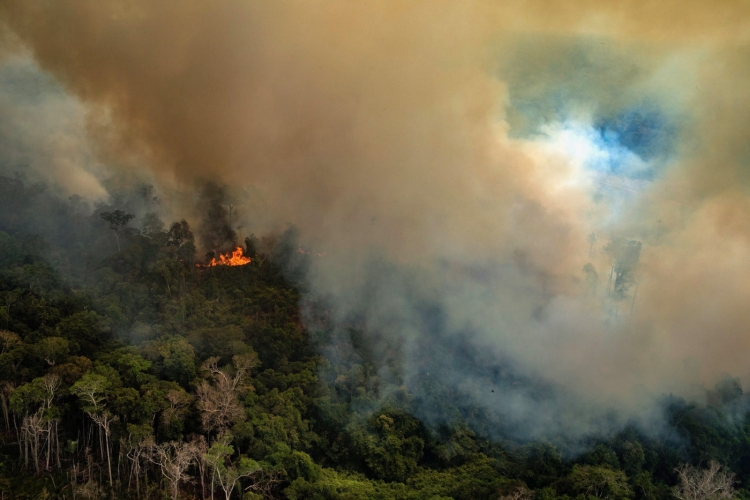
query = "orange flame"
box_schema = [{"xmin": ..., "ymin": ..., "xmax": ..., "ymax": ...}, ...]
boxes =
[{"xmin": 197, "ymin": 247, "xmax": 251, "ymax": 267}]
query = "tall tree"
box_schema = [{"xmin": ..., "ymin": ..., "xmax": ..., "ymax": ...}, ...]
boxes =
[
  {"xmin": 204, "ymin": 433, "xmax": 261, "ymax": 500},
  {"xmin": 71, "ymin": 373, "xmax": 117, "ymax": 489},
  {"xmin": 100, "ymin": 209, "xmax": 135, "ymax": 252},
  {"xmin": 195, "ymin": 354, "xmax": 256, "ymax": 437},
  {"xmin": 150, "ymin": 439, "xmax": 201, "ymax": 500}
]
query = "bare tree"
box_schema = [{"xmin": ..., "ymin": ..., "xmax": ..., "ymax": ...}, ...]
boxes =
[
  {"xmin": 41, "ymin": 374, "xmax": 61, "ymax": 470},
  {"xmin": 20, "ymin": 412, "xmax": 45, "ymax": 473},
  {"xmin": 245, "ymin": 469, "xmax": 283, "ymax": 499},
  {"xmin": 195, "ymin": 354, "xmax": 256, "ymax": 436},
  {"xmin": 499, "ymin": 486, "xmax": 534, "ymax": 500},
  {"xmin": 71, "ymin": 374, "xmax": 116, "ymax": 489},
  {"xmin": 123, "ymin": 431, "xmax": 153, "ymax": 500},
  {"xmin": 90, "ymin": 412, "xmax": 117, "ymax": 489},
  {"xmin": 14, "ymin": 374, "xmax": 62, "ymax": 473},
  {"xmin": 149, "ymin": 440, "xmax": 201, "ymax": 500},
  {"xmin": 673, "ymin": 461, "xmax": 735, "ymax": 500},
  {"xmin": 189, "ymin": 435, "xmax": 210, "ymax": 500},
  {"xmin": 161, "ymin": 389, "xmax": 192, "ymax": 432}
]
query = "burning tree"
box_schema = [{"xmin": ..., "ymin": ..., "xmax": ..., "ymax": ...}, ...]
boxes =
[{"xmin": 196, "ymin": 247, "xmax": 251, "ymax": 268}]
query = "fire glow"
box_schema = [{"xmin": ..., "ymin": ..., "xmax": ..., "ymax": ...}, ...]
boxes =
[{"xmin": 197, "ymin": 247, "xmax": 251, "ymax": 267}]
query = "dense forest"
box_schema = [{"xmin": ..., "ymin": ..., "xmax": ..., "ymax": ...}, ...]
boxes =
[{"xmin": 0, "ymin": 175, "xmax": 749, "ymax": 500}]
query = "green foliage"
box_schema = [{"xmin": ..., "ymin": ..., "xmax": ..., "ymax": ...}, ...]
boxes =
[
  {"xmin": 34, "ymin": 336, "xmax": 70, "ymax": 365},
  {"xmin": 285, "ymin": 456, "xmax": 511, "ymax": 500},
  {"xmin": 100, "ymin": 209, "xmax": 135, "ymax": 251},
  {"xmin": 1, "ymin": 204, "xmax": 750, "ymax": 500},
  {"xmin": 563, "ymin": 465, "xmax": 633, "ymax": 500},
  {"xmin": 10, "ymin": 378, "xmax": 48, "ymax": 414},
  {"xmin": 144, "ymin": 335, "xmax": 197, "ymax": 385},
  {"xmin": 56, "ymin": 310, "xmax": 109, "ymax": 355},
  {"xmin": 70, "ymin": 372, "xmax": 109, "ymax": 411},
  {"xmin": 348, "ymin": 411, "xmax": 426, "ymax": 482}
]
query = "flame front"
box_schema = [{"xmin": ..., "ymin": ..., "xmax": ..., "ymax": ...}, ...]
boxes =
[{"xmin": 197, "ymin": 247, "xmax": 251, "ymax": 267}]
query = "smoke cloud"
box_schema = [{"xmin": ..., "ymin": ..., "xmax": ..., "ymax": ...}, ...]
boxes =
[
  {"xmin": 2, "ymin": 1, "xmax": 750, "ymax": 441},
  {"xmin": 0, "ymin": 48, "xmax": 107, "ymax": 199}
]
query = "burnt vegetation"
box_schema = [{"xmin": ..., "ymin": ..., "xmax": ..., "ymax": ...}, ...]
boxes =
[{"xmin": 0, "ymin": 176, "xmax": 749, "ymax": 500}]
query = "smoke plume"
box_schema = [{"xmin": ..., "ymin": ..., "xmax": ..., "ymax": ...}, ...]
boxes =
[{"xmin": 2, "ymin": 1, "xmax": 750, "ymax": 441}]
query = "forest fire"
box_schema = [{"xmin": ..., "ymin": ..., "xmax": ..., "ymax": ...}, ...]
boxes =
[{"xmin": 196, "ymin": 247, "xmax": 251, "ymax": 267}]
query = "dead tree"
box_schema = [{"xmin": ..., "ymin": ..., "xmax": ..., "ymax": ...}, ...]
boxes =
[
  {"xmin": 90, "ymin": 412, "xmax": 117, "ymax": 489},
  {"xmin": 149, "ymin": 440, "xmax": 201, "ymax": 500},
  {"xmin": 161, "ymin": 389, "xmax": 192, "ymax": 432},
  {"xmin": 20, "ymin": 412, "xmax": 45, "ymax": 473},
  {"xmin": 123, "ymin": 431, "xmax": 154, "ymax": 499},
  {"xmin": 195, "ymin": 354, "xmax": 256, "ymax": 437},
  {"xmin": 498, "ymin": 487, "xmax": 534, "ymax": 500},
  {"xmin": 15, "ymin": 374, "xmax": 61, "ymax": 473},
  {"xmin": 673, "ymin": 461, "xmax": 735, "ymax": 500}
]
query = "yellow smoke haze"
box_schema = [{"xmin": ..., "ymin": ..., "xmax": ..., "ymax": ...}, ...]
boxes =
[{"xmin": 3, "ymin": 0, "xmax": 750, "ymax": 425}]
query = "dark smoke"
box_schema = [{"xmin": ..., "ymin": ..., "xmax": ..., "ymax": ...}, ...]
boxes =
[{"xmin": 197, "ymin": 182, "xmax": 238, "ymax": 255}]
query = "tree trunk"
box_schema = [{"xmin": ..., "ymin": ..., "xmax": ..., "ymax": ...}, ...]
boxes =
[
  {"xmin": 163, "ymin": 272, "xmax": 171, "ymax": 298},
  {"xmin": 0, "ymin": 391, "xmax": 9, "ymax": 431},
  {"xmin": 46, "ymin": 420, "xmax": 52, "ymax": 471},
  {"xmin": 56, "ymin": 421, "xmax": 62, "ymax": 469},
  {"xmin": 105, "ymin": 430, "xmax": 113, "ymax": 489}
]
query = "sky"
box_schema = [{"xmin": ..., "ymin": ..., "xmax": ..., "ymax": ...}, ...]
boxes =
[{"xmin": 2, "ymin": 1, "xmax": 750, "ymax": 441}]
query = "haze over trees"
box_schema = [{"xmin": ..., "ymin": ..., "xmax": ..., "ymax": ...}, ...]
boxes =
[
  {"xmin": 99, "ymin": 210, "xmax": 135, "ymax": 252},
  {"xmin": 0, "ymin": 176, "xmax": 747, "ymax": 499}
]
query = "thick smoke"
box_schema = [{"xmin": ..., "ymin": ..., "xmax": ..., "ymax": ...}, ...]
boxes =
[
  {"xmin": 196, "ymin": 183, "xmax": 238, "ymax": 254},
  {"xmin": 0, "ymin": 47, "xmax": 107, "ymax": 199},
  {"xmin": 2, "ymin": 1, "xmax": 750, "ymax": 442}
]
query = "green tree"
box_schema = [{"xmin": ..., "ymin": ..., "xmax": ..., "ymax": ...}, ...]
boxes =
[
  {"xmin": 100, "ymin": 209, "xmax": 135, "ymax": 251},
  {"xmin": 70, "ymin": 373, "xmax": 117, "ymax": 488},
  {"xmin": 566, "ymin": 465, "xmax": 633, "ymax": 500},
  {"xmin": 348, "ymin": 411, "xmax": 425, "ymax": 482},
  {"xmin": 621, "ymin": 441, "xmax": 645, "ymax": 477},
  {"xmin": 146, "ymin": 336, "xmax": 197, "ymax": 386},
  {"xmin": 205, "ymin": 434, "xmax": 262, "ymax": 500},
  {"xmin": 35, "ymin": 337, "xmax": 69, "ymax": 366}
]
